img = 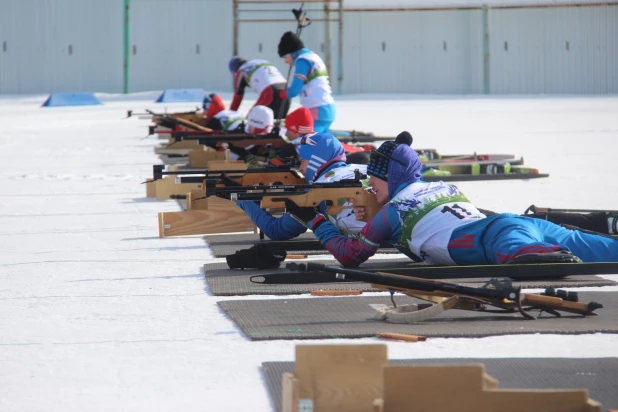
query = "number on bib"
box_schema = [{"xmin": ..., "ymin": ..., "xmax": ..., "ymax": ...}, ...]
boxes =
[{"xmin": 441, "ymin": 204, "xmax": 473, "ymax": 219}]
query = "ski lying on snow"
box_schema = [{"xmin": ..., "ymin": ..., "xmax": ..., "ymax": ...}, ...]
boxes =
[
  {"xmin": 250, "ymin": 262, "xmax": 618, "ymax": 285},
  {"xmin": 424, "ymin": 172, "xmax": 549, "ymax": 182},
  {"xmin": 423, "ymin": 157, "xmax": 523, "ymax": 168}
]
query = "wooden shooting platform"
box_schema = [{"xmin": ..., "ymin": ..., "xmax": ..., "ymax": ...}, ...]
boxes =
[
  {"xmin": 280, "ymin": 345, "xmax": 601, "ymax": 412},
  {"xmin": 146, "ymin": 154, "xmax": 246, "ymax": 200},
  {"xmin": 189, "ymin": 150, "xmax": 227, "ymax": 168},
  {"xmin": 186, "ymin": 189, "xmax": 207, "ymax": 210},
  {"xmin": 158, "ymin": 198, "xmax": 256, "ymax": 237},
  {"xmin": 154, "ymin": 139, "xmax": 203, "ymax": 155},
  {"xmin": 205, "ymin": 160, "xmax": 248, "ymax": 170},
  {"xmin": 145, "ymin": 176, "xmax": 203, "ymax": 201}
]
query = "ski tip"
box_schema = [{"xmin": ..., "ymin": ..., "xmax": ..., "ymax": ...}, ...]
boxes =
[{"xmin": 249, "ymin": 275, "xmax": 265, "ymax": 284}]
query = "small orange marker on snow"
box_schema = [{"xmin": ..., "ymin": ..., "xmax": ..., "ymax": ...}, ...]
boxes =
[{"xmin": 376, "ymin": 332, "xmax": 427, "ymax": 342}]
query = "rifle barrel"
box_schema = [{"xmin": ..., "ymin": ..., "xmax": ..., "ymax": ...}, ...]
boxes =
[
  {"xmin": 155, "ymin": 167, "xmax": 294, "ymax": 176},
  {"xmin": 298, "ymin": 263, "xmax": 517, "ymax": 302},
  {"xmin": 211, "ymin": 179, "xmax": 363, "ymax": 193},
  {"xmin": 152, "ymin": 164, "xmax": 296, "ymax": 180}
]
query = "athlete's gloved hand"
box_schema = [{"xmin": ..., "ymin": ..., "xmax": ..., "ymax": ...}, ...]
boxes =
[
  {"xmin": 284, "ymin": 199, "xmax": 327, "ymax": 230},
  {"xmin": 220, "ymin": 173, "xmax": 241, "ymax": 187},
  {"xmin": 215, "ymin": 173, "xmax": 242, "ymax": 201}
]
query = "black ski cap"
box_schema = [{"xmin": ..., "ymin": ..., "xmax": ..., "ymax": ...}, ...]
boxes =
[
  {"xmin": 396, "ymin": 131, "xmax": 413, "ymax": 146},
  {"xmin": 278, "ymin": 31, "xmax": 304, "ymax": 57}
]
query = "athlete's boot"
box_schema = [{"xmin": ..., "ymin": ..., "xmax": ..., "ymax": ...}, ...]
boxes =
[{"xmin": 506, "ymin": 250, "xmax": 582, "ymax": 264}]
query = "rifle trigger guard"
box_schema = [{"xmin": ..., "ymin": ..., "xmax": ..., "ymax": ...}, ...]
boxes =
[{"xmin": 516, "ymin": 289, "xmax": 537, "ymax": 320}]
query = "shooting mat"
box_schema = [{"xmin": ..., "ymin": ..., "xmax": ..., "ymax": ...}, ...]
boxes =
[
  {"xmin": 204, "ymin": 261, "xmax": 617, "ymax": 296},
  {"xmin": 205, "ymin": 259, "xmax": 410, "ymax": 296},
  {"xmin": 217, "ymin": 292, "xmax": 618, "ymax": 340},
  {"xmin": 262, "ymin": 358, "xmax": 618, "ymax": 412}
]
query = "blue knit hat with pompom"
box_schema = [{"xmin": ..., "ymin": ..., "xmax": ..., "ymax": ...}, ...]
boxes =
[{"xmin": 367, "ymin": 131, "xmax": 423, "ymax": 197}]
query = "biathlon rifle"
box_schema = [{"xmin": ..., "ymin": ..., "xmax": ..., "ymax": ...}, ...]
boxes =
[
  {"xmin": 209, "ymin": 169, "xmax": 380, "ymax": 219},
  {"xmin": 125, "ymin": 108, "xmax": 200, "ymax": 119},
  {"xmin": 146, "ymin": 164, "xmax": 305, "ymax": 188},
  {"xmin": 167, "ymin": 130, "xmax": 289, "ymax": 149},
  {"xmin": 286, "ymin": 262, "xmax": 603, "ymax": 320},
  {"xmin": 145, "ymin": 164, "xmax": 302, "ymax": 184},
  {"xmin": 145, "ymin": 110, "xmax": 211, "ymax": 135}
]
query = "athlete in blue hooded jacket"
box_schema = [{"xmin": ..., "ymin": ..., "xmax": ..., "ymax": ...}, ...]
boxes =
[
  {"xmin": 235, "ymin": 108, "xmax": 367, "ymax": 240},
  {"xmin": 277, "ymin": 31, "xmax": 336, "ymax": 133},
  {"xmin": 284, "ymin": 132, "xmax": 618, "ymax": 267}
]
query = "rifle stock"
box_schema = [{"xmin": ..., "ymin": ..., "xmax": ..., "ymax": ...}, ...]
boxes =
[
  {"xmin": 170, "ymin": 132, "xmax": 288, "ymax": 149},
  {"xmin": 225, "ymin": 137, "xmax": 288, "ymax": 149},
  {"xmin": 374, "ymin": 284, "xmax": 600, "ymax": 317},
  {"xmin": 211, "ymin": 170, "xmax": 378, "ymax": 219},
  {"xmin": 519, "ymin": 293, "xmax": 600, "ymax": 315},
  {"xmin": 180, "ymin": 171, "xmax": 306, "ymax": 186},
  {"xmin": 261, "ymin": 187, "xmax": 379, "ymax": 221},
  {"xmin": 233, "ymin": 172, "xmax": 306, "ymax": 186},
  {"xmin": 148, "ymin": 110, "xmax": 212, "ymax": 132},
  {"xmin": 151, "ymin": 164, "xmax": 298, "ymax": 181}
]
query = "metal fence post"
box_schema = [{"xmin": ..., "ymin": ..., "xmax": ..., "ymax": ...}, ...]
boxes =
[
  {"xmin": 482, "ymin": 4, "xmax": 490, "ymax": 95},
  {"xmin": 123, "ymin": 0, "xmax": 130, "ymax": 94}
]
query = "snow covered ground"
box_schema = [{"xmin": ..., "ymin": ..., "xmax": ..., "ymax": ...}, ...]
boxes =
[{"xmin": 1, "ymin": 93, "xmax": 617, "ymax": 411}]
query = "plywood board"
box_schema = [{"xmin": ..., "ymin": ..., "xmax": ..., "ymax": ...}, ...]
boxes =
[
  {"xmin": 163, "ymin": 139, "xmax": 203, "ymax": 149},
  {"xmin": 145, "ymin": 179, "xmax": 157, "ymax": 198},
  {"xmin": 154, "ymin": 147, "xmax": 194, "ymax": 156},
  {"xmin": 295, "ymin": 345, "xmax": 388, "ymax": 412},
  {"xmin": 206, "ymin": 160, "xmax": 248, "ymax": 170},
  {"xmin": 154, "ymin": 177, "xmax": 203, "ymax": 201},
  {"xmin": 189, "ymin": 150, "xmax": 227, "ymax": 168},
  {"xmin": 381, "ymin": 365, "xmax": 600, "ymax": 412},
  {"xmin": 158, "ymin": 209, "xmax": 255, "ymax": 237},
  {"xmin": 186, "ymin": 189, "xmax": 208, "ymax": 211}
]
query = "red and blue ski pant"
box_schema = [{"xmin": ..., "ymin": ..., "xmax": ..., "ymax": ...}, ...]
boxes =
[{"xmin": 448, "ymin": 214, "xmax": 618, "ymax": 265}]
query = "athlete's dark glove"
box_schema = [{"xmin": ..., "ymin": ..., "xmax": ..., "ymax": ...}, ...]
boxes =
[
  {"xmin": 220, "ymin": 173, "xmax": 241, "ymax": 187},
  {"xmin": 284, "ymin": 199, "xmax": 327, "ymax": 230},
  {"xmin": 226, "ymin": 243, "xmax": 286, "ymax": 269},
  {"xmin": 216, "ymin": 173, "xmax": 242, "ymax": 200}
]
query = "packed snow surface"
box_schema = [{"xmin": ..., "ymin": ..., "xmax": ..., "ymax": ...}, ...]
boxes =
[{"xmin": 1, "ymin": 93, "xmax": 617, "ymax": 411}]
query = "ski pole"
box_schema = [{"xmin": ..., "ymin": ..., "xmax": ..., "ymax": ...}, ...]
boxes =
[{"xmin": 275, "ymin": 3, "xmax": 312, "ymax": 124}]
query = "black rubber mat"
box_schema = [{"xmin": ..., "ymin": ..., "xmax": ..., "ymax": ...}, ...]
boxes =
[
  {"xmin": 203, "ymin": 233, "xmax": 400, "ymax": 257},
  {"xmin": 217, "ymin": 292, "xmax": 618, "ymax": 340},
  {"xmin": 204, "ymin": 261, "xmax": 617, "ymax": 296},
  {"xmin": 262, "ymin": 358, "xmax": 618, "ymax": 411},
  {"xmin": 205, "ymin": 259, "xmax": 411, "ymax": 296}
]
